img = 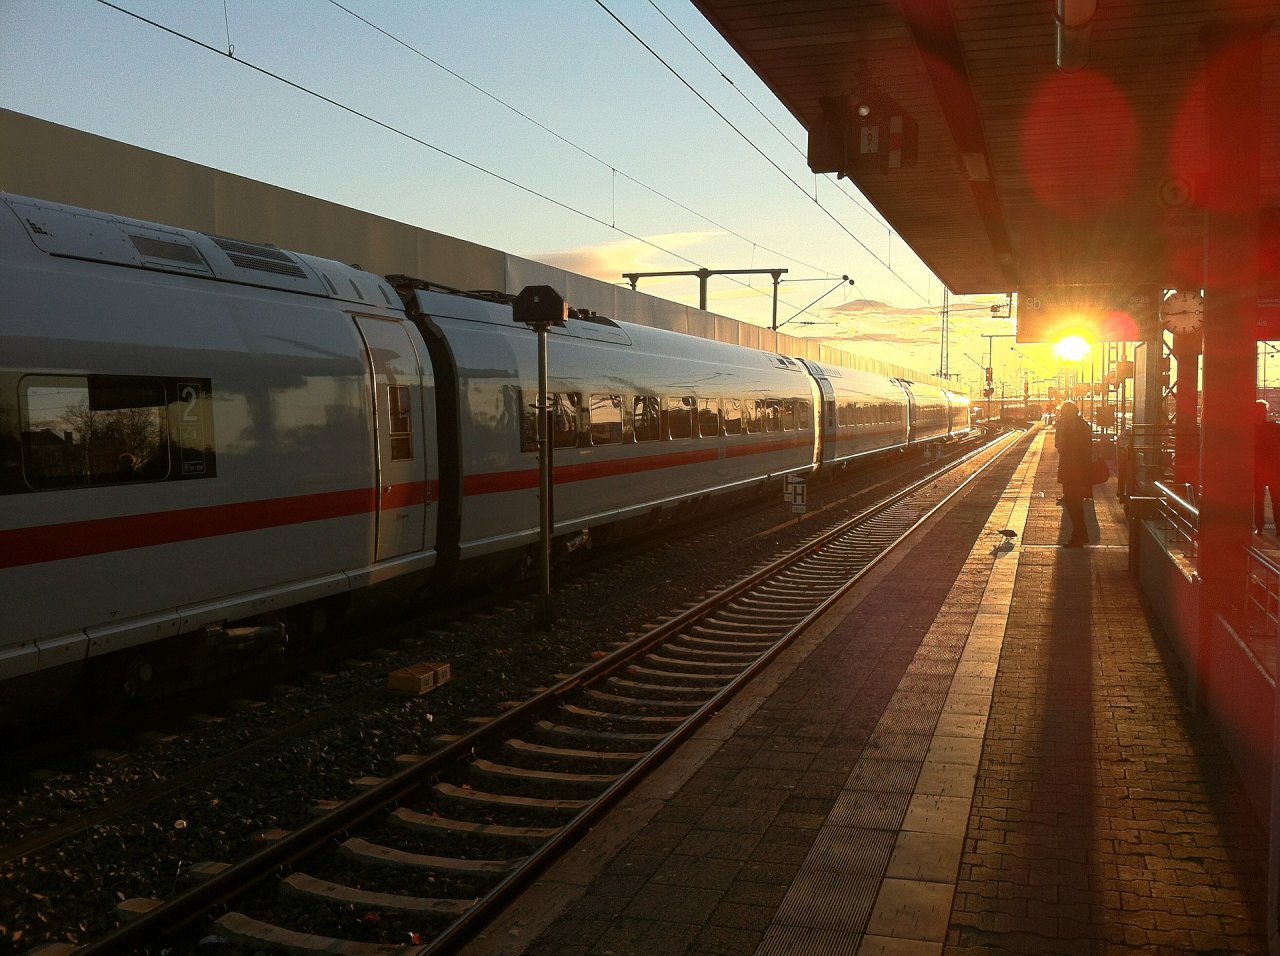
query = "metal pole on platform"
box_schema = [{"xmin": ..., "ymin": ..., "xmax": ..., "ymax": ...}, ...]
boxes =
[
  {"xmin": 536, "ymin": 324, "xmax": 553, "ymax": 628},
  {"xmin": 513, "ymin": 286, "xmax": 569, "ymax": 630},
  {"xmin": 1172, "ymin": 334, "xmax": 1201, "ymax": 485}
]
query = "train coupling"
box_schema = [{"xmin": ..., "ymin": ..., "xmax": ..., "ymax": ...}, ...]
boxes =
[{"xmin": 203, "ymin": 622, "xmax": 289, "ymax": 651}]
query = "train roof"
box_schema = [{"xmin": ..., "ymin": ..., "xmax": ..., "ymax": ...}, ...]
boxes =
[
  {"xmin": 404, "ymin": 284, "xmax": 813, "ymax": 375},
  {"xmin": 0, "ymin": 193, "xmax": 400, "ymax": 311}
]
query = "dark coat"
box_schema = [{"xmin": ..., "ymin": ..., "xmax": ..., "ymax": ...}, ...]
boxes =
[{"xmin": 1057, "ymin": 414, "xmax": 1093, "ymax": 498}]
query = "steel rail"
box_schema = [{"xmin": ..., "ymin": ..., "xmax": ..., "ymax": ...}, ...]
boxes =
[{"xmin": 425, "ymin": 428, "xmax": 1025, "ymax": 954}]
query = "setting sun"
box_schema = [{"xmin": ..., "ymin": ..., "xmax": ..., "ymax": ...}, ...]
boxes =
[{"xmin": 1053, "ymin": 335, "xmax": 1092, "ymax": 362}]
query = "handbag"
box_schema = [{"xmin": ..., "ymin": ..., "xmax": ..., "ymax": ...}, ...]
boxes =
[{"xmin": 1090, "ymin": 456, "xmax": 1110, "ymax": 485}]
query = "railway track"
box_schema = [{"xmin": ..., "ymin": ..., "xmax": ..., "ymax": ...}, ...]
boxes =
[
  {"xmin": 1, "ymin": 437, "xmax": 986, "ymax": 860},
  {"xmin": 70, "ymin": 427, "xmax": 1024, "ymax": 954},
  {"xmin": 3, "ymin": 431, "xmax": 987, "ymax": 782}
]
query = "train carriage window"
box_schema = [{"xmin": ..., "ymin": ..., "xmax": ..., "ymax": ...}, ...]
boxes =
[
  {"xmin": 519, "ymin": 394, "xmax": 536, "ymax": 451},
  {"xmin": 798, "ymin": 400, "xmax": 812, "ymax": 430},
  {"xmin": 519, "ymin": 392, "xmax": 580, "ymax": 450},
  {"xmin": 782, "ymin": 400, "xmax": 796, "ymax": 431},
  {"xmin": 698, "ymin": 398, "xmax": 721, "ymax": 437},
  {"xmin": 633, "ymin": 396, "xmax": 660, "ymax": 442},
  {"xmin": 723, "ymin": 398, "xmax": 743, "ymax": 436},
  {"xmin": 764, "ymin": 399, "xmax": 781, "ymax": 433},
  {"xmin": 744, "ymin": 400, "xmax": 763, "ymax": 434},
  {"xmin": 667, "ymin": 396, "xmax": 695, "ymax": 440},
  {"xmin": 387, "ymin": 384, "xmax": 413, "ymax": 461},
  {"xmin": 18, "ymin": 374, "xmax": 197, "ymax": 490},
  {"xmin": 550, "ymin": 393, "xmax": 581, "ymax": 448},
  {"xmin": 589, "ymin": 394, "xmax": 623, "ymax": 445},
  {"xmin": 522, "ymin": 391, "xmax": 583, "ymax": 447}
]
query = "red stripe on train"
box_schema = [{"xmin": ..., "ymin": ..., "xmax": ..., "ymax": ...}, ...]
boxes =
[
  {"xmin": 462, "ymin": 440, "xmax": 803, "ymax": 495},
  {"xmin": 0, "ymin": 481, "xmax": 437, "ymax": 570},
  {"xmin": 724, "ymin": 436, "xmax": 812, "ymax": 458},
  {"xmin": 4, "ymin": 434, "xmax": 810, "ymax": 570}
]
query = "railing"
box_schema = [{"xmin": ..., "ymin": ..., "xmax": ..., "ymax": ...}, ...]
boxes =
[
  {"xmin": 1150, "ymin": 480, "xmax": 1200, "ymax": 560},
  {"xmin": 1139, "ymin": 479, "xmax": 1277, "ymax": 678},
  {"xmin": 1125, "ymin": 422, "xmax": 1171, "ymax": 497}
]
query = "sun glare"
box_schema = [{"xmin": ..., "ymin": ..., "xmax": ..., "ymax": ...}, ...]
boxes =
[{"xmin": 1053, "ymin": 335, "xmax": 1092, "ymax": 362}]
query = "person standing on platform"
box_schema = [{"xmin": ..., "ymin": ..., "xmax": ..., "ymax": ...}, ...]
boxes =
[
  {"xmin": 1254, "ymin": 400, "xmax": 1280, "ymax": 534},
  {"xmin": 1056, "ymin": 400, "xmax": 1093, "ymax": 547}
]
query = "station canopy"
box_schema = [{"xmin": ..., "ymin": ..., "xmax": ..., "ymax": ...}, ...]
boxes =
[{"xmin": 692, "ymin": 0, "xmax": 1279, "ymax": 343}]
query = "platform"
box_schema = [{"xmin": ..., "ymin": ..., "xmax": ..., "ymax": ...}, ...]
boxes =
[{"xmin": 466, "ymin": 427, "xmax": 1269, "ymax": 955}]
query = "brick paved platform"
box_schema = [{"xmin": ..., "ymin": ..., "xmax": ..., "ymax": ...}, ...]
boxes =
[{"xmin": 465, "ymin": 428, "xmax": 1269, "ymax": 955}]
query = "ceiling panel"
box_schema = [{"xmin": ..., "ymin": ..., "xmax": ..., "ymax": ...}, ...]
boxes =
[{"xmin": 694, "ymin": 0, "xmax": 1278, "ymax": 296}]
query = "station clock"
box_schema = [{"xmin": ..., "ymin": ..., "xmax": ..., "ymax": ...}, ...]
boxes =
[{"xmin": 1161, "ymin": 290, "xmax": 1204, "ymax": 335}]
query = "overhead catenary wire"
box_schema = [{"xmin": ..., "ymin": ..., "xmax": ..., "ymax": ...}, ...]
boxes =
[
  {"xmin": 345, "ymin": 0, "xmax": 921, "ymax": 302},
  {"xmin": 325, "ymin": 0, "xmax": 918, "ymax": 312},
  {"xmin": 93, "ymin": 0, "xmax": 855, "ymax": 326},
  {"xmin": 325, "ymin": 0, "xmax": 832, "ymax": 283},
  {"xmin": 642, "ymin": 0, "xmax": 888, "ymax": 228},
  {"xmin": 595, "ymin": 0, "xmax": 933, "ymax": 304},
  {"xmin": 95, "ymin": 1, "xmax": 959, "ymax": 329},
  {"xmin": 776, "ymin": 276, "xmax": 855, "ymax": 330}
]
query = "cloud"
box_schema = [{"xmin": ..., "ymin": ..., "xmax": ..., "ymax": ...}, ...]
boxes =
[
  {"xmin": 806, "ymin": 298, "xmax": 943, "ymax": 348},
  {"xmin": 534, "ymin": 232, "xmax": 723, "ymax": 283},
  {"xmin": 826, "ymin": 297, "xmax": 928, "ymax": 319},
  {"xmin": 784, "ymin": 294, "xmax": 1033, "ymax": 381},
  {"xmin": 815, "ymin": 295, "xmax": 1018, "ymax": 341}
]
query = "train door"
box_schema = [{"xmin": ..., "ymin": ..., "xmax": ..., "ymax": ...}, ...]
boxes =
[
  {"xmin": 353, "ymin": 315, "xmax": 428, "ymax": 562},
  {"xmin": 900, "ymin": 381, "xmax": 920, "ymax": 445},
  {"xmin": 815, "ymin": 374, "xmax": 837, "ymax": 464}
]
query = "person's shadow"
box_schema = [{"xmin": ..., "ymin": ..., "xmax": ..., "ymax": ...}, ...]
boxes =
[{"xmin": 1057, "ymin": 498, "xmax": 1099, "ymax": 545}]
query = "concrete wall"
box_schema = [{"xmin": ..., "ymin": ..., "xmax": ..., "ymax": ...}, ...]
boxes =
[
  {"xmin": 0, "ymin": 108, "xmax": 950, "ymax": 389},
  {"xmin": 1137, "ymin": 520, "xmax": 1201, "ymax": 697}
]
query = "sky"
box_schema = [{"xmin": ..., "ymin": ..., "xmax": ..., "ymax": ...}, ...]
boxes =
[{"xmin": 0, "ymin": 0, "xmax": 1058, "ymax": 396}]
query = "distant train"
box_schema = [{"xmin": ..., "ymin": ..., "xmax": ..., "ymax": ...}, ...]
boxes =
[{"xmin": 0, "ymin": 194, "xmax": 970, "ymax": 704}]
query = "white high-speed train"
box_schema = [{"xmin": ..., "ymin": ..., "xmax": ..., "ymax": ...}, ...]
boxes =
[{"xmin": 0, "ymin": 194, "xmax": 970, "ymax": 705}]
